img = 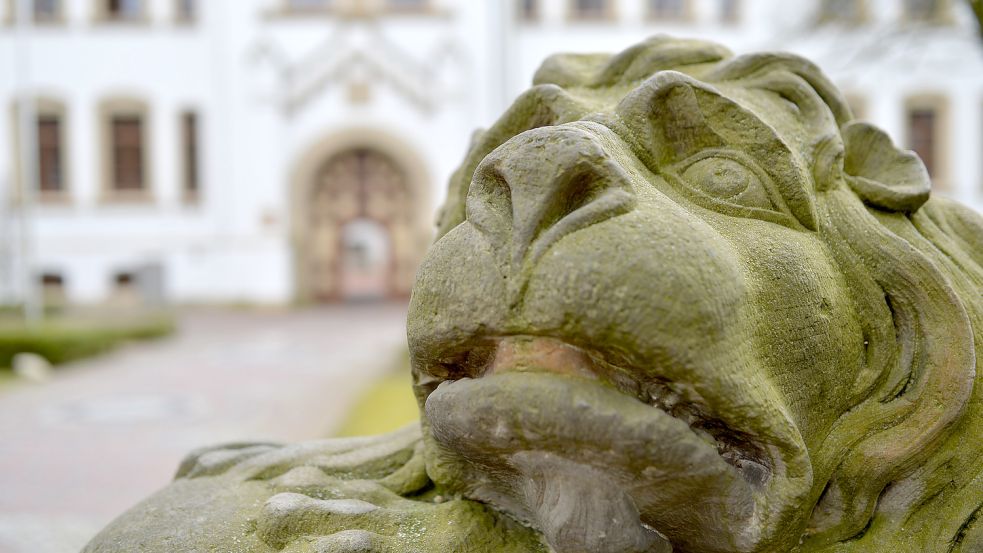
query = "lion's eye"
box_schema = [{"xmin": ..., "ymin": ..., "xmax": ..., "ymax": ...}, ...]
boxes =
[{"xmin": 680, "ymin": 157, "xmax": 774, "ymax": 211}]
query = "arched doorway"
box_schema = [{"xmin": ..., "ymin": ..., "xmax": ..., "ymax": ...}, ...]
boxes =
[{"xmin": 302, "ymin": 147, "xmax": 419, "ymax": 302}]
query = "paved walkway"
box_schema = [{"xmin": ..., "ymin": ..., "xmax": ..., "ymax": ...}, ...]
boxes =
[{"xmin": 0, "ymin": 304, "xmax": 409, "ymax": 553}]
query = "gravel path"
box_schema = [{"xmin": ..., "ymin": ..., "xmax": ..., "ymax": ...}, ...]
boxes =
[{"xmin": 0, "ymin": 304, "xmax": 409, "ymax": 553}]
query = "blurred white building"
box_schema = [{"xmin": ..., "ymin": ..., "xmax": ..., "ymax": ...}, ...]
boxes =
[{"xmin": 0, "ymin": 0, "xmax": 980, "ymax": 305}]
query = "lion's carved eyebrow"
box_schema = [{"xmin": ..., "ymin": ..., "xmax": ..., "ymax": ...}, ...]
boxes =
[
  {"xmin": 612, "ymin": 71, "xmax": 818, "ymax": 230},
  {"xmin": 706, "ymin": 52, "xmax": 853, "ymax": 127}
]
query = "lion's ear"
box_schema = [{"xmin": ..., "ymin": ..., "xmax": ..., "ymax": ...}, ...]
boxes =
[{"xmin": 842, "ymin": 121, "xmax": 931, "ymax": 212}]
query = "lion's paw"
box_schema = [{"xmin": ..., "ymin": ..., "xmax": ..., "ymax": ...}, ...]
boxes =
[{"xmin": 257, "ymin": 482, "xmax": 545, "ymax": 553}]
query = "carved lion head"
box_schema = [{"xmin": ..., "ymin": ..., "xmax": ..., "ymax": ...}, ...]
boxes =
[{"xmin": 407, "ymin": 36, "xmax": 983, "ymax": 553}]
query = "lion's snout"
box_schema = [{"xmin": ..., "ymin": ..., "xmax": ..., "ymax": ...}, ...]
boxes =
[{"xmin": 466, "ymin": 124, "xmax": 637, "ymax": 274}]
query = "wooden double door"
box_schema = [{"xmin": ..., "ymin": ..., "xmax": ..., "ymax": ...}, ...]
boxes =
[{"xmin": 304, "ymin": 148, "xmax": 417, "ymax": 302}]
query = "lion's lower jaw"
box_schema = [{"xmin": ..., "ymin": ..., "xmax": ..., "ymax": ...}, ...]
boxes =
[{"xmin": 422, "ymin": 372, "xmax": 808, "ymax": 553}]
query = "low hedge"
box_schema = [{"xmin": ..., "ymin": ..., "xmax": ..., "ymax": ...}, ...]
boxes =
[{"xmin": 0, "ymin": 315, "xmax": 175, "ymax": 369}]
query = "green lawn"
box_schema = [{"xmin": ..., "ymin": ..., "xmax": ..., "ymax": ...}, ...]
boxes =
[{"xmin": 334, "ymin": 353, "xmax": 420, "ymax": 437}]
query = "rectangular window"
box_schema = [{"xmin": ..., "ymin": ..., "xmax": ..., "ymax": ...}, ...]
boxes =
[
  {"xmin": 904, "ymin": 0, "xmax": 939, "ymax": 20},
  {"xmin": 907, "ymin": 107, "xmax": 938, "ymax": 179},
  {"xmin": 287, "ymin": 0, "xmax": 331, "ymax": 11},
  {"xmin": 903, "ymin": 95, "xmax": 948, "ymax": 189},
  {"xmin": 111, "ymin": 115, "xmax": 144, "ymax": 191},
  {"xmin": 820, "ymin": 0, "xmax": 862, "ymax": 23},
  {"xmin": 106, "ymin": 0, "xmax": 143, "ymax": 20},
  {"xmin": 115, "ymin": 272, "xmax": 134, "ymax": 287},
  {"xmin": 40, "ymin": 272, "xmax": 66, "ymax": 306},
  {"xmin": 519, "ymin": 0, "xmax": 539, "ymax": 20},
  {"xmin": 181, "ymin": 112, "xmax": 199, "ymax": 197},
  {"xmin": 37, "ymin": 114, "xmax": 63, "ymax": 193},
  {"xmin": 111, "ymin": 271, "xmax": 140, "ymax": 305},
  {"xmin": 33, "ymin": 0, "xmax": 60, "ymax": 20},
  {"xmin": 387, "ymin": 0, "xmax": 427, "ymax": 10},
  {"xmin": 720, "ymin": 0, "xmax": 739, "ymax": 23},
  {"xmin": 175, "ymin": 0, "xmax": 196, "ymax": 21},
  {"xmin": 40, "ymin": 273, "xmax": 64, "ymax": 287},
  {"xmin": 648, "ymin": 0, "xmax": 685, "ymax": 19},
  {"xmin": 571, "ymin": 0, "xmax": 609, "ymax": 19}
]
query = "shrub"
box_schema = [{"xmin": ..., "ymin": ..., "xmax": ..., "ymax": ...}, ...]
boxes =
[{"xmin": 0, "ymin": 315, "xmax": 175, "ymax": 369}]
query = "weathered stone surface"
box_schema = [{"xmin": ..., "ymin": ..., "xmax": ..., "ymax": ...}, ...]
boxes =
[
  {"xmin": 85, "ymin": 36, "xmax": 982, "ymax": 552},
  {"xmin": 84, "ymin": 426, "xmax": 546, "ymax": 552}
]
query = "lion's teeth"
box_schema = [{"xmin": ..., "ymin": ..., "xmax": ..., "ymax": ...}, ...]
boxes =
[
  {"xmin": 646, "ymin": 382, "xmax": 679, "ymax": 409},
  {"xmin": 692, "ymin": 426, "xmax": 717, "ymax": 447},
  {"xmin": 662, "ymin": 391, "xmax": 680, "ymax": 409}
]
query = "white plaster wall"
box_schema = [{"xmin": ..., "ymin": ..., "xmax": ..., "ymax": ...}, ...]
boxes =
[{"xmin": 0, "ymin": 0, "xmax": 980, "ymax": 304}]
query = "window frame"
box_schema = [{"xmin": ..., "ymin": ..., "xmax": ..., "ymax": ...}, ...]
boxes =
[
  {"xmin": 384, "ymin": 0, "xmax": 431, "ymax": 15},
  {"xmin": 174, "ymin": 0, "xmax": 196, "ymax": 23},
  {"xmin": 817, "ymin": 0, "xmax": 867, "ymax": 25},
  {"xmin": 568, "ymin": 0, "xmax": 615, "ymax": 22},
  {"xmin": 8, "ymin": 97, "xmax": 71, "ymax": 204},
  {"xmin": 517, "ymin": 0, "xmax": 540, "ymax": 22},
  {"xmin": 901, "ymin": 0, "xmax": 953, "ymax": 24},
  {"xmin": 33, "ymin": 0, "xmax": 64, "ymax": 23},
  {"xmin": 39, "ymin": 271, "xmax": 67, "ymax": 307},
  {"xmin": 96, "ymin": 0, "xmax": 149, "ymax": 24},
  {"xmin": 36, "ymin": 98, "xmax": 69, "ymax": 202},
  {"xmin": 2, "ymin": 0, "xmax": 65, "ymax": 24},
  {"xmin": 37, "ymin": 114, "xmax": 64, "ymax": 195},
  {"xmin": 180, "ymin": 110, "xmax": 200, "ymax": 203},
  {"xmin": 719, "ymin": 0, "xmax": 740, "ymax": 24},
  {"xmin": 280, "ymin": 0, "xmax": 334, "ymax": 16},
  {"xmin": 99, "ymin": 97, "xmax": 153, "ymax": 203},
  {"xmin": 904, "ymin": 93, "xmax": 950, "ymax": 191},
  {"xmin": 645, "ymin": 0, "xmax": 690, "ymax": 22}
]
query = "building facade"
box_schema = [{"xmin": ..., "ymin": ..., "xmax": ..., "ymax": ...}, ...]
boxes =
[{"xmin": 0, "ymin": 0, "xmax": 980, "ymax": 305}]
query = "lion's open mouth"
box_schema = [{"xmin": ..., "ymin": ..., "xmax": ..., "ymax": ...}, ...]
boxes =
[
  {"xmin": 423, "ymin": 369, "xmax": 758, "ymax": 552},
  {"xmin": 421, "ymin": 335, "xmax": 773, "ymax": 488},
  {"xmin": 418, "ymin": 335, "xmax": 787, "ymax": 552}
]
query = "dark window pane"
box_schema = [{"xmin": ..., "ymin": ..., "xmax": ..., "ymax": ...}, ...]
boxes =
[
  {"xmin": 649, "ymin": 0, "xmax": 685, "ymax": 18},
  {"xmin": 388, "ymin": 0, "xmax": 425, "ymax": 8},
  {"xmin": 182, "ymin": 112, "xmax": 199, "ymax": 193},
  {"xmin": 37, "ymin": 115, "xmax": 62, "ymax": 192},
  {"xmin": 176, "ymin": 0, "xmax": 195, "ymax": 20},
  {"xmin": 112, "ymin": 116, "xmax": 144, "ymax": 191},
  {"xmin": 573, "ymin": 0, "xmax": 607, "ymax": 18},
  {"xmin": 905, "ymin": 0, "xmax": 937, "ymax": 19},
  {"xmin": 41, "ymin": 273, "xmax": 64, "ymax": 286},
  {"xmin": 908, "ymin": 108, "xmax": 936, "ymax": 178},
  {"xmin": 107, "ymin": 0, "xmax": 143, "ymax": 19},
  {"xmin": 33, "ymin": 0, "xmax": 59, "ymax": 19},
  {"xmin": 288, "ymin": 0, "xmax": 330, "ymax": 10},
  {"xmin": 821, "ymin": 0, "xmax": 860, "ymax": 21},
  {"xmin": 520, "ymin": 0, "xmax": 538, "ymax": 19},
  {"xmin": 720, "ymin": 0, "xmax": 739, "ymax": 22}
]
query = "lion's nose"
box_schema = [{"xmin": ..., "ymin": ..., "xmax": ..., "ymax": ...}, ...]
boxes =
[{"xmin": 466, "ymin": 124, "xmax": 636, "ymax": 274}]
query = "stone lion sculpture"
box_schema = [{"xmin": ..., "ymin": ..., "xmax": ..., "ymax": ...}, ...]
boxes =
[{"xmin": 85, "ymin": 36, "xmax": 982, "ymax": 553}]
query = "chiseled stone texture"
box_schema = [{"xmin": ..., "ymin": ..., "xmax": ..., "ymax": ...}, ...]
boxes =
[{"xmin": 86, "ymin": 36, "xmax": 982, "ymax": 552}]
